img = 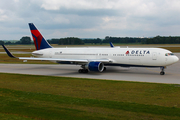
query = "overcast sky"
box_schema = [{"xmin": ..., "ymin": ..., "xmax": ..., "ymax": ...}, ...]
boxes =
[{"xmin": 1, "ymin": 0, "xmax": 180, "ymax": 40}]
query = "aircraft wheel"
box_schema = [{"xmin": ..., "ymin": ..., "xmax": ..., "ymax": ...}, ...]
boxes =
[
  {"xmin": 82, "ymin": 69, "xmax": 88, "ymax": 73},
  {"xmin": 85, "ymin": 69, "xmax": 89, "ymax": 73},
  {"xmin": 160, "ymin": 71, "xmax": 165, "ymax": 75},
  {"xmin": 78, "ymin": 69, "xmax": 82, "ymax": 73},
  {"xmin": 78, "ymin": 69, "xmax": 88, "ymax": 73}
]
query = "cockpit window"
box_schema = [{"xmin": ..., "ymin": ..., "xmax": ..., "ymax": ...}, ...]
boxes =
[{"xmin": 165, "ymin": 53, "xmax": 174, "ymax": 56}]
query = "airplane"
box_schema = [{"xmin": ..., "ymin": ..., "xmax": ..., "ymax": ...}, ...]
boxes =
[{"xmin": 2, "ymin": 23, "xmax": 179, "ymax": 75}]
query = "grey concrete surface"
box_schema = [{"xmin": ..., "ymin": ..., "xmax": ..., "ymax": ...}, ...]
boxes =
[{"xmin": 0, "ymin": 53, "xmax": 179, "ymax": 84}]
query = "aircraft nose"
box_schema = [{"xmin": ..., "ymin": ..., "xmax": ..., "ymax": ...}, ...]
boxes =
[{"xmin": 174, "ymin": 56, "xmax": 179, "ymax": 63}]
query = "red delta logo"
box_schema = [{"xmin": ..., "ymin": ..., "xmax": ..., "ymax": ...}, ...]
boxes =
[{"xmin": 126, "ymin": 51, "xmax": 129, "ymax": 54}]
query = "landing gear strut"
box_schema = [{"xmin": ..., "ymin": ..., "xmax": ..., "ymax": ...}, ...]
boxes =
[
  {"xmin": 78, "ymin": 65, "xmax": 89, "ymax": 73},
  {"xmin": 103, "ymin": 67, "xmax": 106, "ymax": 71},
  {"xmin": 160, "ymin": 67, "xmax": 165, "ymax": 75}
]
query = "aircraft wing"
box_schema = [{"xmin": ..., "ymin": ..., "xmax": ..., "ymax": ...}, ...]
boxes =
[
  {"xmin": 2, "ymin": 45, "xmax": 111, "ymax": 63},
  {"xmin": 19, "ymin": 57, "xmax": 111, "ymax": 63}
]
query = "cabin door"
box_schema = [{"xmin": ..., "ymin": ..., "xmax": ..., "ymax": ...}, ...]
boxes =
[
  {"xmin": 49, "ymin": 51, "xmax": 52, "ymax": 58},
  {"xmin": 152, "ymin": 52, "xmax": 157, "ymax": 60}
]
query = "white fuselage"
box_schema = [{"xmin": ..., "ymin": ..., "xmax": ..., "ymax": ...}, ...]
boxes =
[{"xmin": 33, "ymin": 47, "xmax": 179, "ymax": 67}]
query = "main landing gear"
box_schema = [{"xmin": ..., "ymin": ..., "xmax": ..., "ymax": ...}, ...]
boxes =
[
  {"xmin": 78, "ymin": 65, "xmax": 89, "ymax": 73},
  {"xmin": 78, "ymin": 69, "xmax": 88, "ymax": 73},
  {"xmin": 160, "ymin": 67, "xmax": 166, "ymax": 75},
  {"xmin": 78, "ymin": 65, "xmax": 107, "ymax": 73}
]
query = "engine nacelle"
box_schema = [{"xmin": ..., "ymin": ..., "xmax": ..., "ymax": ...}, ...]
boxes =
[{"xmin": 88, "ymin": 62, "xmax": 104, "ymax": 72}]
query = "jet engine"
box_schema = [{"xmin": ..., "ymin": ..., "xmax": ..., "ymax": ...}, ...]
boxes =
[{"xmin": 88, "ymin": 62, "xmax": 104, "ymax": 72}]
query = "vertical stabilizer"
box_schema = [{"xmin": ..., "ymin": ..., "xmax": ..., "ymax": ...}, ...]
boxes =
[{"xmin": 29, "ymin": 23, "xmax": 52, "ymax": 50}]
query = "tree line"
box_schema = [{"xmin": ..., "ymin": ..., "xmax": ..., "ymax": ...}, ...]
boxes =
[
  {"xmin": 102, "ymin": 36, "xmax": 145, "ymax": 44},
  {"xmin": 0, "ymin": 36, "xmax": 32, "ymax": 45},
  {"xmin": 145, "ymin": 35, "xmax": 180, "ymax": 44},
  {"xmin": 48, "ymin": 37, "xmax": 84, "ymax": 45},
  {"xmin": 48, "ymin": 36, "xmax": 180, "ymax": 45},
  {"xmin": 84, "ymin": 36, "xmax": 180, "ymax": 44},
  {"xmin": 1, "ymin": 36, "xmax": 180, "ymax": 45}
]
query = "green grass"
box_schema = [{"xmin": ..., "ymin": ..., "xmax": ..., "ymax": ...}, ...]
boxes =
[{"xmin": 0, "ymin": 73, "xmax": 180, "ymax": 119}]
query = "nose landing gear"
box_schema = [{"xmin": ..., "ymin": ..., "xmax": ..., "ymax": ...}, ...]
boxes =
[{"xmin": 160, "ymin": 67, "xmax": 166, "ymax": 75}]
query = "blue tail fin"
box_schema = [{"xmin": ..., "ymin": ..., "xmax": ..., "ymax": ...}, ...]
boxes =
[{"xmin": 29, "ymin": 23, "xmax": 52, "ymax": 50}]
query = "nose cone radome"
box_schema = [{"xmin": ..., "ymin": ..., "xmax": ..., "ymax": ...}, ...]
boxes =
[{"xmin": 174, "ymin": 56, "xmax": 179, "ymax": 63}]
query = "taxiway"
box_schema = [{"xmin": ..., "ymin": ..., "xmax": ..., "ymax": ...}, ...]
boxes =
[{"xmin": 0, "ymin": 53, "xmax": 179, "ymax": 84}]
